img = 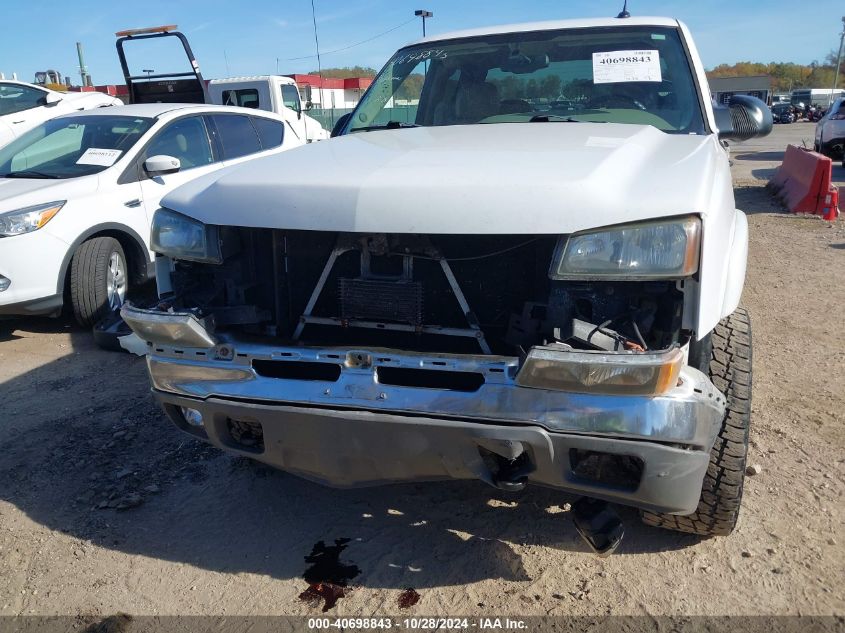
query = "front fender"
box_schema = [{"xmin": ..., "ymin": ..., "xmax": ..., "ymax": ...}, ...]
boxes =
[{"xmin": 720, "ymin": 210, "xmax": 748, "ymax": 319}]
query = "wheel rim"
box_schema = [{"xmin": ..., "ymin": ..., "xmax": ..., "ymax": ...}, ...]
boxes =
[{"xmin": 107, "ymin": 251, "xmax": 127, "ymax": 311}]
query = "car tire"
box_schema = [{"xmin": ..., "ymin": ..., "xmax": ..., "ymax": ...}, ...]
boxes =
[
  {"xmin": 69, "ymin": 237, "xmax": 128, "ymax": 327},
  {"xmin": 641, "ymin": 307, "xmax": 752, "ymax": 537}
]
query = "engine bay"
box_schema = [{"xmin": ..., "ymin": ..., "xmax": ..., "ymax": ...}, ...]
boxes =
[{"xmin": 161, "ymin": 229, "xmax": 688, "ymax": 356}]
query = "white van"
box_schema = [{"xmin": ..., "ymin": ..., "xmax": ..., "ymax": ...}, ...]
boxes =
[{"xmin": 208, "ymin": 76, "xmax": 330, "ymax": 143}]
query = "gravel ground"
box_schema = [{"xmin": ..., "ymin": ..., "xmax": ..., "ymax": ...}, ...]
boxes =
[{"xmin": 0, "ymin": 123, "xmax": 843, "ymax": 624}]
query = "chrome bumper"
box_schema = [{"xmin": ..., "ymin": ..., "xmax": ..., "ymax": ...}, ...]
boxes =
[{"xmin": 124, "ymin": 305, "xmax": 726, "ymax": 448}]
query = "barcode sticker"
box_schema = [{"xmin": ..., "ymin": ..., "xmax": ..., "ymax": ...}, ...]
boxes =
[{"xmin": 592, "ymin": 50, "xmax": 662, "ymax": 84}]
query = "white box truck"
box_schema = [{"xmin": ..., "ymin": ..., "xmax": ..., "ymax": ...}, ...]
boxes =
[{"xmin": 208, "ymin": 76, "xmax": 330, "ymax": 143}]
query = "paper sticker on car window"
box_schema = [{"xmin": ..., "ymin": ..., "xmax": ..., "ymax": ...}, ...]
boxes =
[
  {"xmin": 592, "ymin": 50, "xmax": 662, "ymax": 84},
  {"xmin": 76, "ymin": 148, "xmax": 123, "ymax": 167}
]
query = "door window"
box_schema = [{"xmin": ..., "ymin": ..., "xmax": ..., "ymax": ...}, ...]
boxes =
[
  {"xmin": 211, "ymin": 114, "xmax": 262, "ymax": 159},
  {"xmin": 0, "ymin": 83, "xmax": 47, "ymax": 116},
  {"xmin": 281, "ymin": 84, "xmax": 301, "ymax": 111},
  {"xmin": 144, "ymin": 116, "xmax": 213, "ymax": 170},
  {"xmin": 221, "ymin": 88, "xmax": 260, "ymax": 109},
  {"xmin": 251, "ymin": 116, "xmax": 285, "ymax": 149}
]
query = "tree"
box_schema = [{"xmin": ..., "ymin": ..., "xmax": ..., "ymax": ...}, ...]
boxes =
[
  {"xmin": 395, "ymin": 73, "xmax": 425, "ymax": 101},
  {"xmin": 307, "ymin": 66, "xmax": 377, "ymax": 79},
  {"xmin": 706, "ymin": 59, "xmax": 842, "ymax": 92}
]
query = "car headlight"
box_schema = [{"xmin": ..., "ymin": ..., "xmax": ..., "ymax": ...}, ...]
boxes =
[
  {"xmin": 0, "ymin": 201, "xmax": 65, "ymax": 237},
  {"xmin": 150, "ymin": 208, "xmax": 223, "ymax": 264},
  {"xmin": 550, "ymin": 216, "xmax": 701, "ymax": 280}
]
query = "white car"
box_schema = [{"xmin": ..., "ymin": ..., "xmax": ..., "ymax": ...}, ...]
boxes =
[
  {"xmin": 814, "ymin": 97, "xmax": 845, "ymax": 158},
  {"xmin": 0, "ymin": 80, "xmax": 121, "ymax": 148},
  {"xmin": 0, "ymin": 103, "xmax": 303, "ymax": 326}
]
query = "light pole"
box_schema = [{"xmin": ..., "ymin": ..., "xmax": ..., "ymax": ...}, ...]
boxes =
[
  {"xmin": 831, "ymin": 16, "xmax": 845, "ymax": 106},
  {"xmin": 415, "ymin": 10, "xmax": 433, "ymax": 37},
  {"xmin": 142, "ymin": 69, "xmax": 154, "ymax": 79}
]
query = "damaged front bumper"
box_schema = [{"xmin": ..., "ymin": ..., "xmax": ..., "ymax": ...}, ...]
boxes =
[{"xmin": 124, "ymin": 305, "xmax": 727, "ymax": 514}]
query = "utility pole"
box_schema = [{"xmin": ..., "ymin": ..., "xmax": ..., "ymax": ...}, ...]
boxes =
[
  {"xmin": 831, "ymin": 16, "xmax": 845, "ymax": 106},
  {"xmin": 76, "ymin": 42, "xmax": 92, "ymax": 87},
  {"xmin": 415, "ymin": 10, "xmax": 433, "ymax": 37}
]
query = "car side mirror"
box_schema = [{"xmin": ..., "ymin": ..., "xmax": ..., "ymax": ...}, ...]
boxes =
[
  {"xmin": 44, "ymin": 92, "xmax": 62, "ymax": 106},
  {"xmin": 144, "ymin": 154, "xmax": 181, "ymax": 176},
  {"xmin": 714, "ymin": 95, "xmax": 773, "ymax": 141},
  {"xmin": 331, "ymin": 112, "xmax": 352, "ymax": 138}
]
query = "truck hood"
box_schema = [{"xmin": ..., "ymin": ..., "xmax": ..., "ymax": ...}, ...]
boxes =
[
  {"xmin": 0, "ymin": 175, "xmax": 99, "ymax": 213},
  {"xmin": 163, "ymin": 123, "xmax": 724, "ymax": 234}
]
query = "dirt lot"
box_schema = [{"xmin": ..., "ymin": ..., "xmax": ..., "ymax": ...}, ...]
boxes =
[{"xmin": 0, "ymin": 122, "xmax": 843, "ymax": 622}]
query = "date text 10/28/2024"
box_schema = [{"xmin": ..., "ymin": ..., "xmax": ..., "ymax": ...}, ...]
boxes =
[{"xmin": 307, "ymin": 618, "xmax": 528, "ymax": 630}]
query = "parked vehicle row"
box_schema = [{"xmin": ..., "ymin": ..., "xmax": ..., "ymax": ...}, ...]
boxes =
[{"xmin": 771, "ymin": 102, "xmax": 796, "ymax": 124}]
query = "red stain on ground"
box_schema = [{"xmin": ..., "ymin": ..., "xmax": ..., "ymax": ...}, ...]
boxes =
[
  {"xmin": 398, "ymin": 588, "xmax": 420, "ymax": 609},
  {"xmin": 298, "ymin": 582, "xmax": 351, "ymax": 612}
]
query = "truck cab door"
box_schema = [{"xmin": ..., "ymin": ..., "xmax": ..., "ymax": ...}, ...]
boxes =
[{"xmin": 280, "ymin": 83, "xmax": 308, "ymax": 140}]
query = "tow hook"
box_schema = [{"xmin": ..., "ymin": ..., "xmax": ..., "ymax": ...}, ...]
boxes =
[
  {"xmin": 492, "ymin": 455, "xmax": 533, "ymax": 492},
  {"xmin": 571, "ymin": 497, "xmax": 625, "ymax": 557},
  {"xmin": 477, "ymin": 442, "xmax": 534, "ymax": 492}
]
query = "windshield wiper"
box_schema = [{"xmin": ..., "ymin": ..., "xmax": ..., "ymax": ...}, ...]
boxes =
[
  {"xmin": 528, "ymin": 114, "xmax": 581, "ymax": 123},
  {"xmin": 2, "ymin": 170, "xmax": 62, "ymax": 179},
  {"xmin": 350, "ymin": 121, "xmax": 420, "ymax": 132}
]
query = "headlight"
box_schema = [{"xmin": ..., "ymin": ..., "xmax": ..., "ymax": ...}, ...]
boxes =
[
  {"xmin": 150, "ymin": 208, "xmax": 223, "ymax": 264},
  {"xmin": 550, "ymin": 216, "xmax": 701, "ymax": 280},
  {"xmin": 0, "ymin": 201, "xmax": 65, "ymax": 237}
]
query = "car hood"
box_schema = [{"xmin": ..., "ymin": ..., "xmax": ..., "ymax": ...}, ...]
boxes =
[
  {"xmin": 0, "ymin": 175, "xmax": 99, "ymax": 213},
  {"xmin": 163, "ymin": 123, "xmax": 724, "ymax": 234},
  {"xmin": 61, "ymin": 91, "xmax": 122, "ymax": 108}
]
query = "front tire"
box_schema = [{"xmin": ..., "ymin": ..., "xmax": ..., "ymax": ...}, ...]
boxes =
[
  {"xmin": 641, "ymin": 308, "xmax": 752, "ymax": 536},
  {"xmin": 69, "ymin": 237, "xmax": 127, "ymax": 327}
]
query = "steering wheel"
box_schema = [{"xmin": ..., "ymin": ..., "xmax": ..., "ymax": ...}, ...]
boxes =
[{"xmin": 586, "ymin": 94, "xmax": 647, "ymax": 110}]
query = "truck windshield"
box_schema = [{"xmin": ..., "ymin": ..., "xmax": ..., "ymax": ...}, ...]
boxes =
[
  {"xmin": 0, "ymin": 115, "xmax": 153, "ymax": 179},
  {"xmin": 348, "ymin": 26, "xmax": 705, "ymax": 134}
]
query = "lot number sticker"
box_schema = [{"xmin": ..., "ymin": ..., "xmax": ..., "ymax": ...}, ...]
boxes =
[
  {"xmin": 592, "ymin": 50, "xmax": 662, "ymax": 84},
  {"xmin": 77, "ymin": 148, "xmax": 123, "ymax": 166}
]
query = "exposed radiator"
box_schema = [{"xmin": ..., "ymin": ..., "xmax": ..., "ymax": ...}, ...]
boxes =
[{"xmin": 338, "ymin": 278, "xmax": 424, "ymax": 325}]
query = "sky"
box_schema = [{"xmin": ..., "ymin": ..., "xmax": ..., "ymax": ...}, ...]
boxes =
[{"xmin": 1, "ymin": 0, "xmax": 844, "ymax": 86}]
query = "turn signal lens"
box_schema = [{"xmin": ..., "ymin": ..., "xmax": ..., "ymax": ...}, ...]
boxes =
[
  {"xmin": 517, "ymin": 346, "xmax": 684, "ymax": 396},
  {"xmin": 0, "ymin": 201, "xmax": 65, "ymax": 237}
]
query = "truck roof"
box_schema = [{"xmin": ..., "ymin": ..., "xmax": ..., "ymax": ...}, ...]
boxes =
[
  {"xmin": 405, "ymin": 16, "xmax": 681, "ymax": 47},
  {"xmin": 209, "ymin": 75, "xmax": 294, "ymax": 85}
]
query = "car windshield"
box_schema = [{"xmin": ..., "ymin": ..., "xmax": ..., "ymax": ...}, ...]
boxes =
[
  {"xmin": 348, "ymin": 26, "xmax": 706, "ymax": 134},
  {"xmin": 0, "ymin": 114, "xmax": 154, "ymax": 179}
]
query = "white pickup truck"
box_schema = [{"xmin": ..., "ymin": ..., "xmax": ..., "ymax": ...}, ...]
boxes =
[
  {"xmin": 208, "ymin": 76, "xmax": 330, "ymax": 143},
  {"xmin": 123, "ymin": 16, "xmax": 771, "ymax": 552}
]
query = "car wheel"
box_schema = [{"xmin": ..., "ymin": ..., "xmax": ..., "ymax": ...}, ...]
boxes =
[
  {"xmin": 69, "ymin": 236, "xmax": 128, "ymax": 327},
  {"xmin": 641, "ymin": 307, "xmax": 752, "ymax": 536}
]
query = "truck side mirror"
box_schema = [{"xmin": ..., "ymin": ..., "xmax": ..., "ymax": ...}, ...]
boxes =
[
  {"xmin": 331, "ymin": 113, "xmax": 352, "ymax": 137},
  {"xmin": 714, "ymin": 95, "xmax": 773, "ymax": 142},
  {"xmin": 305, "ymin": 100, "xmax": 314, "ymax": 111}
]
